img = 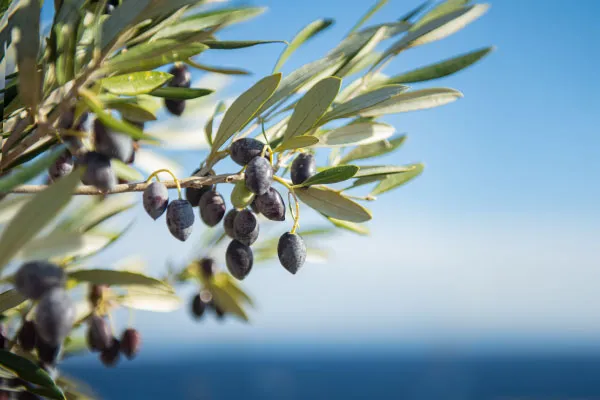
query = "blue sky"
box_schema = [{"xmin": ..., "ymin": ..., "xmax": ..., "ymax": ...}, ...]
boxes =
[{"xmin": 43, "ymin": 0, "xmax": 600, "ymax": 355}]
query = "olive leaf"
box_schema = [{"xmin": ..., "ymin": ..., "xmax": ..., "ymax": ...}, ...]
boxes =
[
  {"xmin": 386, "ymin": 47, "xmax": 494, "ymax": 84},
  {"xmin": 336, "ymin": 27, "xmax": 386, "ymax": 78},
  {"xmin": 211, "ymin": 73, "xmax": 281, "ymax": 151},
  {"xmin": 281, "ymin": 76, "xmax": 341, "ymax": 142},
  {"xmin": 296, "ymin": 165, "xmax": 359, "ymax": 187},
  {"xmin": 205, "ymin": 101, "xmax": 226, "ymax": 147},
  {"xmin": 319, "ymin": 122, "xmax": 395, "ymax": 147},
  {"xmin": 327, "ymin": 217, "xmax": 370, "ymax": 236},
  {"xmin": 12, "ymin": 0, "xmax": 41, "ymax": 112},
  {"xmin": 148, "ymin": 87, "xmax": 213, "ymax": 100},
  {"xmin": 273, "ymin": 18, "xmax": 334, "ymax": 72},
  {"xmin": 0, "ymin": 144, "xmax": 66, "ymax": 193},
  {"xmin": 353, "ymin": 165, "xmax": 415, "ymax": 178},
  {"xmin": 410, "ymin": 0, "xmax": 467, "ymax": 31},
  {"xmin": 101, "ymin": 71, "xmax": 173, "ymax": 96},
  {"xmin": 370, "ymin": 163, "xmax": 424, "ymax": 195},
  {"xmin": 0, "ymin": 289, "xmax": 27, "ymax": 314},
  {"xmin": 359, "ymin": 88, "xmax": 463, "ymax": 117},
  {"xmin": 295, "ymin": 186, "xmax": 372, "ymax": 223},
  {"xmin": 275, "ymin": 135, "xmax": 319, "ymax": 152},
  {"xmin": 112, "ymin": 159, "xmax": 144, "ymax": 182},
  {"xmin": 68, "ymin": 269, "xmax": 172, "ymax": 291},
  {"xmin": 186, "ymin": 60, "xmax": 251, "ymax": 76},
  {"xmin": 120, "ymin": 288, "xmax": 182, "ymax": 312},
  {"xmin": 347, "ymin": 0, "xmax": 388, "ymax": 34},
  {"xmin": 0, "ymin": 350, "xmax": 64, "ymax": 399},
  {"xmin": 0, "ymin": 169, "xmax": 83, "ymax": 271},
  {"xmin": 203, "ymin": 40, "xmax": 286, "ymax": 50},
  {"xmin": 231, "ymin": 180, "xmax": 255, "ymax": 209},
  {"xmin": 339, "ymin": 135, "xmax": 406, "ymax": 164},
  {"xmin": 104, "ymin": 95, "xmax": 160, "ymax": 122},
  {"xmin": 210, "ymin": 283, "xmax": 249, "ymax": 322},
  {"xmin": 322, "ymin": 85, "xmax": 408, "ymax": 122}
]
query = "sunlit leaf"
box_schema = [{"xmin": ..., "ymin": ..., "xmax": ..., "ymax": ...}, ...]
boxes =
[
  {"xmin": 339, "ymin": 135, "xmax": 406, "ymax": 164},
  {"xmin": 68, "ymin": 269, "xmax": 172, "ymax": 291},
  {"xmin": 336, "ymin": 27, "xmax": 386, "ymax": 78},
  {"xmin": 322, "ymin": 85, "xmax": 408, "ymax": 122},
  {"xmin": 327, "ymin": 216, "xmax": 370, "ymax": 236},
  {"xmin": 410, "ymin": 0, "xmax": 467, "ymax": 30},
  {"xmin": 273, "ymin": 18, "xmax": 334, "ymax": 72},
  {"xmin": 296, "ymin": 165, "xmax": 358, "ymax": 187},
  {"xmin": 186, "ymin": 60, "xmax": 251, "ymax": 76},
  {"xmin": 112, "ymin": 159, "xmax": 144, "ymax": 182},
  {"xmin": 203, "ymin": 40, "xmax": 285, "ymax": 50},
  {"xmin": 210, "ymin": 283, "xmax": 249, "ymax": 321},
  {"xmin": 296, "ymin": 186, "xmax": 372, "ymax": 222},
  {"xmin": 319, "ymin": 122, "xmax": 395, "ymax": 147},
  {"xmin": 0, "ymin": 169, "xmax": 82, "ymax": 271},
  {"xmin": 348, "ymin": 0, "xmax": 387, "ymax": 34},
  {"xmin": 104, "ymin": 96, "xmax": 160, "ymax": 123},
  {"xmin": 0, "ymin": 289, "xmax": 26, "ymax": 314},
  {"xmin": 275, "ymin": 135, "xmax": 319, "ymax": 152},
  {"xmin": 370, "ymin": 163, "xmax": 424, "ymax": 195},
  {"xmin": 101, "ymin": 71, "xmax": 173, "ymax": 96},
  {"xmin": 0, "ymin": 350, "xmax": 64, "ymax": 399},
  {"xmin": 120, "ymin": 288, "xmax": 181, "ymax": 312},
  {"xmin": 0, "ymin": 145, "xmax": 66, "ymax": 193},
  {"xmin": 212, "ymin": 73, "xmax": 281, "ymax": 151},
  {"xmin": 148, "ymin": 87, "xmax": 213, "ymax": 100},
  {"xmin": 359, "ymin": 88, "xmax": 462, "ymax": 117}
]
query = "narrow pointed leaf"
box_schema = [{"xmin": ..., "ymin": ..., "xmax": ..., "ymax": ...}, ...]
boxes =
[
  {"xmin": 0, "ymin": 145, "xmax": 66, "ymax": 193},
  {"xmin": 400, "ymin": 0, "xmax": 433, "ymax": 22},
  {"xmin": 296, "ymin": 185, "xmax": 372, "ymax": 222},
  {"xmin": 205, "ymin": 101, "xmax": 226, "ymax": 147},
  {"xmin": 0, "ymin": 169, "xmax": 83, "ymax": 271},
  {"xmin": 112, "ymin": 159, "xmax": 144, "ymax": 182},
  {"xmin": 101, "ymin": 71, "xmax": 173, "ymax": 96},
  {"xmin": 274, "ymin": 18, "xmax": 334, "ymax": 72},
  {"xmin": 210, "ymin": 283, "xmax": 249, "ymax": 321},
  {"xmin": 387, "ymin": 47, "xmax": 494, "ymax": 84},
  {"xmin": 410, "ymin": 0, "xmax": 468, "ymax": 30},
  {"xmin": 359, "ymin": 88, "xmax": 462, "ymax": 117},
  {"xmin": 353, "ymin": 165, "xmax": 414, "ymax": 177},
  {"xmin": 203, "ymin": 40, "xmax": 285, "ymax": 50},
  {"xmin": 275, "ymin": 135, "xmax": 319, "ymax": 152},
  {"xmin": 0, "ymin": 350, "xmax": 64, "ymax": 399},
  {"xmin": 148, "ymin": 87, "xmax": 213, "ymax": 100},
  {"xmin": 296, "ymin": 165, "xmax": 359, "ymax": 187},
  {"xmin": 348, "ymin": 0, "xmax": 388, "ymax": 34},
  {"xmin": 186, "ymin": 60, "xmax": 250, "ymax": 75},
  {"xmin": 322, "ymin": 85, "xmax": 408, "ymax": 122},
  {"xmin": 13, "ymin": 0, "xmax": 41, "ymax": 112},
  {"xmin": 327, "ymin": 216, "xmax": 370, "ymax": 236},
  {"xmin": 339, "ymin": 135, "xmax": 406, "ymax": 164},
  {"xmin": 0, "ymin": 289, "xmax": 27, "ymax": 314},
  {"xmin": 282, "ymin": 76, "xmax": 341, "ymax": 141},
  {"xmin": 370, "ymin": 163, "xmax": 424, "ymax": 195},
  {"xmin": 320, "ymin": 122, "xmax": 395, "ymax": 147},
  {"xmin": 69, "ymin": 269, "xmax": 171, "ymax": 290},
  {"xmin": 121, "ymin": 288, "xmax": 181, "ymax": 312},
  {"xmin": 212, "ymin": 73, "xmax": 281, "ymax": 151}
]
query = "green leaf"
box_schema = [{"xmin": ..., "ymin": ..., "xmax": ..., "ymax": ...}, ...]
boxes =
[
  {"xmin": 0, "ymin": 169, "xmax": 83, "ymax": 272},
  {"xmin": 0, "ymin": 350, "xmax": 64, "ymax": 399},
  {"xmin": 339, "ymin": 135, "xmax": 406, "ymax": 164},
  {"xmin": 273, "ymin": 18, "xmax": 334, "ymax": 73},
  {"xmin": 0, "ymin": 145, "xmax": 66, "ymax": 193},
  {"xmin": 399, "ymin": 0, "xmax": 433, "ymax": 22},
  {"xmin": 62, "ymin": 195, "xmax": 136, "ymax": 232},
  {"xmin": 353, "ymin": 165, "xmax": 415, "ymax": 177},
  {"xmin": 151, "ymin": 7, "xmax": 266, "ymax": 41},
  {"xmin": 205, "ymin": 101, "xmax": 226, "ymax": 147},
  {"xmin": 203, "ymin": 40, "xmax": 285, "ymax": 50},
  {"xmin": 101, "ymin": 71, "xmax": 173, "ymax": 96},
  {"xmin": 68, "ymin": 269, "xmax": 171, "ymax": 291},
  {"xmin": 230, "ymin": 180, "xmax": 255, "ymax": 209},
  {"xmin": 17, "ymin": 231, "xmax": 88, "ymax": 261},
  {"xmin": 104, "ymin": 96, "xmax": 160, "ymax": 123},
  {"xmin": 296, "ymin": 165, "xmax": 359, "ymax": 187},
  {"xmin": 296, "ymin": 186, "xmax": 372, "ymax": 223},
  {"xmin": 210, "ymin": 283, "xmax": 249, "ymax": 322},
  {"xmin": 348, "ymin": 0, "xmax": 388, "ymax": 34},
  {"xmin": 215, "ymin": 273, "xmax": 254, "ymax": 306},
  {"xmin": 275, "ymin": 135, "xmax": 319, "ymax": 152},
  {"xmin": 370, "ymin": 163, "xmax": 424, "ymax": 195},
  {"xmin": 282, "ymin": 77, "xmax": 341, "ymax": 142},
  {"xmin": 81, "ymin": 92, "xmax": 156, "ymax": 141},
  {"xmin": 386, "ymin": 47, "xmax": 494, "ymax": 84},
  {"xmin": 104, "ymin": 41, "xmax": 208, "ymax": 74},
  {"xmin": 359, "ymin": 88, "xmax": 463, "ymax": 117},
  {"xmin": 336, "ymin": 27, "xmax": 386, "ymax": 78},
  {"xmin": 319, "ymin": 122, "xmax": 395, "ymax": 147},
  {"xmin": 148, "ymin": 87, "xmax": 213, "ymax": 100},
  {"xmin": 120, "ymin": 287, "xmax": 181, "ymax": 312},
  {"xmin": 378, "ymin": 4, "xmax": 489, "ymax": 63},
  {"xmin": 411, "ymin": 0, "xmax": 468, "ymax": 30},
  {"xmin": 13, "ymin": 0, "xmax": 41, "ymax": 112},
  {"xmin": 322, "ymin": 85, "xmax": 408, "ymax": 122},
  {"xmin": 327, "ymin": 217, "xmax": 370, "ymax": 236},
  {"xmin": 0, "ymin": 289, "xmax": 27, "ymax": 314},
  {"xmin": 111, "ymin": 159, "xmax": 144, "ymax": 182},
  {"xmin": 212, "ymin": 73, "xmax": 281, "ymax": 151},
  {"xmin": 185, "ymin": 60, "xmax": 251, "ymax": 76}
]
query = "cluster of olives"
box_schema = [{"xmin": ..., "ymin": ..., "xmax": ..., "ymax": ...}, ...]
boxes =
[
  {"xmin": 189, "ymin": 258, "xmax": 225, "ymax": 320},
  {"xmin": 164, "ymin": 65, "xmax": 191, "ymax": 116},
  {"xmin": 13, "ymin": 261, "xmax": 76, "ymax": 367}
]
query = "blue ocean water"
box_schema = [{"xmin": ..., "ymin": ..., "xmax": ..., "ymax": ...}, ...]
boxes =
[{"xmin": 62, "ymin": 351, "xmax": 600, "ymax": 400}]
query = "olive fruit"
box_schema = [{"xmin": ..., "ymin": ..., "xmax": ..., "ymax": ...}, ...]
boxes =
[
  {"xmin": 34, "ymin": 287, "xmax": 75, "ymax": 346},
  {"xmin": 17, "ymin": 321, "xmax": 37, "ymax": 352},
  {"xmin": 166, "ymin": 199, "xmax": 195, "ymax": 241},
  {"xmin": 168, "ymin": 65, "xmax": 191, "ymax": 88},
  {"xmin": 199, "ymin": 257, "xmax": 217, "ymax": 279},
  {"xmin": 199, "ymin": 191, "xmax": 226, "ymax": 227},
  {"xmin": 233, "ymin": 209, "xmax": 259, "ymax": 246},
  {"xmin": 48, "ymin": 151, "xmax": 73, "ymax": 181},
  {"xmin": 14, "ymin": 261, "xmax": 66, "ymax": 300},
  {"xmin": 86, "ymin": 315, "xmax": 112, "ymax": 352},
  {"xmin": 35, "ymin": 338, "xmax": 60, "ymax": 365},
  {"xmin": 143, "ymin": 182, "xmax": 169, "ymax": 220},
  {"xmin": 93, "ymin": 119, "xmax": 134, "ymax": 163},
  {"xmin": 165, "ymin": 99, "xmax": 185, "ymax": 116},
  {"xmin": 185, "ymin": 169, "xmax": 213, "ymax": 207},
  {"xmin": 100, "ymin": 337, "xmax": 120, "ymax": 367},
  {"xmin": 88, "ymin": 284, "xmax": 106, "ymax": 308},
  {"xmin": 245, "ymin": 156, "xmax": 273, "ymax": 195},
  {"xmin": 250, "ymin": 198, "xmax": 260, "ymax": 214},
  {"xmin": 225, "ymin": 240, "xmax": 253, "ymax": 280},
  {"xmin": 255, "ymin": 188, "xmax": 286, "ymax": 221},
  {"xmin": 277, "ymin": 232, "xmax": 307, "ymax": 274},
  {"xmin": 230, "ymin": 138, "xmax": 266, "ymax": 166},
  {"xmin": 80, "ymin": 151, "xmax": 117, "ymax": 192},
  {"xmin": 223, "ymin": 209, "xmax": 239, "ymax": 238},
  {"xmin": 120, "ymin": 328, "xmax": 141, "ymax": 360},
  {"xmin": 291, "ymin": 153, "xmax": 316, "ymax": 185},
  {"xmin": 191, "ymin": 294, "xmax": 206, "ymax": 319}
]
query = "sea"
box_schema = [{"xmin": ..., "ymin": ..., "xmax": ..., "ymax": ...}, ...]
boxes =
[{"xmin": 61, "ymin": 349, "xmax": 600, "ymax": 400}]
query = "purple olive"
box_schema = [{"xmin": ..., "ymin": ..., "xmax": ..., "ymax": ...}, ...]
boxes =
[{"xmin": 143, "ymin": 182, "xmax": 169, "ymax": 220}]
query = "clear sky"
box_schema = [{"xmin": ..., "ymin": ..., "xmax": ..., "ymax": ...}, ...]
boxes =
[{"xmin": 59, "ymin": 0, "xmax": 600, "ymax": 355}]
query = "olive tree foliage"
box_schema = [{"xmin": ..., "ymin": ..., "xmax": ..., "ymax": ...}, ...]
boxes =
[{"xmin": 0, "ymin": 0, "xmax": 492, "ymax": 397}]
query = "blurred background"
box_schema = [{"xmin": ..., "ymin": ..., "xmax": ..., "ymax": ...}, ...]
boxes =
[{"xmin": 55, "ymin": 0, "xmax": 600, "ymax": 398}]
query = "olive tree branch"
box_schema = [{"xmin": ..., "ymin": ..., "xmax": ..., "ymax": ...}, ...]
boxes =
[{"xmin": 7, "ymin": 172, "xmax": 244, "ymax": 195}]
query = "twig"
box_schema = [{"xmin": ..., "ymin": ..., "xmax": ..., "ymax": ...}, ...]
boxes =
[{"xmin": 7, "ymin": 172, "xmax": 244, "ymax": 195}]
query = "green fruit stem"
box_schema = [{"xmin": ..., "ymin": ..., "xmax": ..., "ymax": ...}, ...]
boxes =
[
  {"xmin": 273, "ymin": 176, "xmax": 300, "ymax": 234},
  {"xmin": 146, "ymin": 168, "xmax": 182, "ymax": 199}
]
